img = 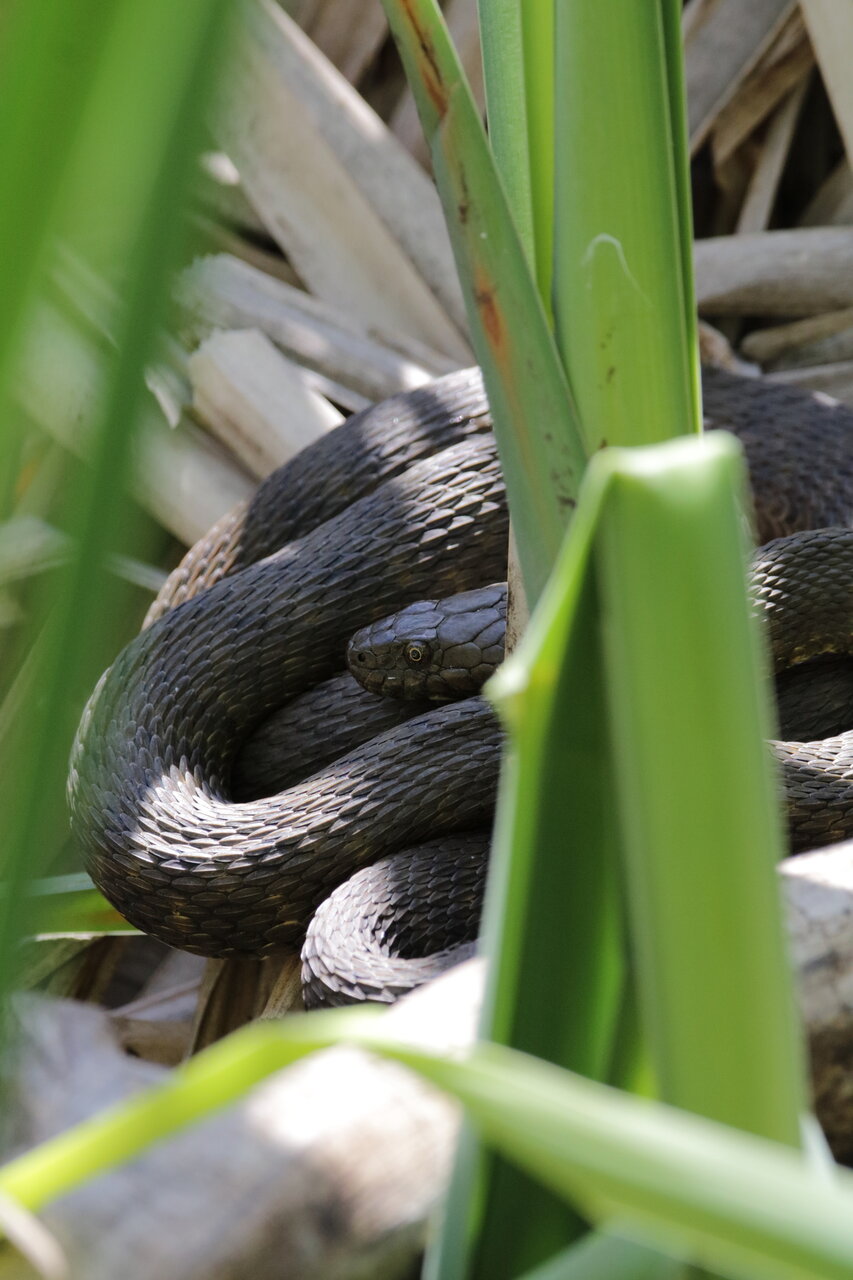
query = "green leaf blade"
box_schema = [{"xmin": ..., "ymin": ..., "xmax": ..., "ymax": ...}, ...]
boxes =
[
  {"xmin": 595, "ymin": 432, "xmax": 806, "ymax": 1143},
  {"xmin": 380, "ymin": 0, "xmax": 587, "ymax": 604}
]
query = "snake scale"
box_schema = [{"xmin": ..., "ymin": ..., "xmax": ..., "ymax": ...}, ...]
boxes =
[{"xmin": 68, "ymin": 366, "xmax": 853, "ymax": 1002}]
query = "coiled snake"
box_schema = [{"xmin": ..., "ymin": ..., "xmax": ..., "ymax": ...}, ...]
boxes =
[{"xmin": 67, "ymin": 367, "xmax": 853, "ymax": 1003}]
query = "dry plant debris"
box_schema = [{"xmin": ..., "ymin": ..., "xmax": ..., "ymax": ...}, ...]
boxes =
[{"xmin": 5, "ymin": 3, "xmax": 853, "ymax": 1277}]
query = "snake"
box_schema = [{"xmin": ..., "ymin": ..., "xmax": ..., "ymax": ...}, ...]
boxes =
[{"xmin": 67, "ymin": 365, "xmax": 853, "ymax": 1002}]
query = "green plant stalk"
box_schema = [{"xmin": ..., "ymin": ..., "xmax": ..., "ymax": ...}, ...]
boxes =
[
  {"xmin": 476, "ymin": 0, "xmax": 556, "ymax": 312},
  {"xmin": 552, "ymin": 0, "xmax": 701, "ymax": 452},
  {"xmin": 0, "ymin": 0, "xmax": 235, "ymax": 996},
  {"xmin": 1, "ymin": 1011, "xmax": 851, "ymax": 1280},
  {"xmin": 432, "ymin": 487, "xmax": 623, "ymax": 1280},
  {"xmin": 596, "ymin": 432, "xmax": 806, "ymax": 1142},
  {"xmin": 476, "ymin": 0, "xmax": 534, "ymax": 266},
  {"xmin": 522, "ymin": 1, "xmax": 555, "ymax": 313},
  {"xmin": 659, "ymin": 0, "xmax": 700, "ymax": 400},
  {"xmin": 380, "ymin": 0, "xmax": 587, "ymax": 605}
]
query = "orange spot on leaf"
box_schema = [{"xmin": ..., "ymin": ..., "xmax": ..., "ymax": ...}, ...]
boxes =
[
  {"xmin": 474, "ymin": 275, "xmax": 504, "ymax": 352},
  {"xmin": 400, "ymin": 0, "xmax": 449, "ymax": 114}
]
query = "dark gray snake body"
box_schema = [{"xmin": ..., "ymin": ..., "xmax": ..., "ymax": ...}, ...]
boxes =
[{"xmin": 68, "ymin": 367, "xmax": 853, "ymax": 999}]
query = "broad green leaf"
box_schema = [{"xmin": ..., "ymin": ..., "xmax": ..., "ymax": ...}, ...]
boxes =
[{"xmin": 596, "ymin": 432, "xmax": 805, "ymax": 1143}]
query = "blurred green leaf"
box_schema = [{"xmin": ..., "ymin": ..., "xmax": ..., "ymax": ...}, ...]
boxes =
[
  {"xmin": 0, "ymin": 1011, "xmax": 847, "ymax": 1280},
  {"xmin": 0, "ymin": 0, "xmax": 235, "ymax": 1005}
]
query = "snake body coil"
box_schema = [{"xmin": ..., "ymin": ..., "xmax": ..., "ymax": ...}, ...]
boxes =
[{"xmin": 68, "ymin": 367, "xmax": 853, "ymax": 979}]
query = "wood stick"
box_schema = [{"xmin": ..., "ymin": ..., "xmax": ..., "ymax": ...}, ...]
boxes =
[
  {"xmin": 694, "ymin": 227, "xmax": 853, "ymax": 316},
  {"xmin": 741, "ymin": 309, "xmax": 853, "ymax": 368}
]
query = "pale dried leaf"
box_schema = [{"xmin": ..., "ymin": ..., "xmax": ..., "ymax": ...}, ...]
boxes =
[
  {"xmin": 0, "ymin": 1191, "xmax": 67, "ymax": 1280},
  {"xmin": 712, "ymin": 10, "xmax": 812, "ymax": 167},
  {"xmin": 50, "ymin": 248, "xmax": 193, "ymax": 428},
  {"xmin": 684, "ymin": 0, "xmax": 797, "ymax": 152},
  {"xmin": 0, "ymin": 517, "xmax": 164, "ymax": 594},
  {"xmin": 196, "ymin": 151, "xmax": 268, "ymax": 238},
  {"xmin": 735, "ymin": 76, "xmax": 810, "ymax": 234},
  {"xmin": 296, "ymin": 0, "xmax": 388, "ymax": 85},
  {"xmin": 504, "ymin": 530, "xmax": 528, "ymax": 658},
  {"xmin": 13, "ymin": 941, "xmax": 97, "ymax": 997},
  {"xmin": 214, "ymin": 0, "xmax": 470, "ymax": 358},
  {"xmin": 799, "ymin": 160, "xmax": 853, "ymax": 227},
  {"xmin": 190, "ymin": 957, "xmax": 281, "ymax": 1051},
  {"xmin": 697, "ymin": 320, "xmax": 759, "ymax": 374},
  {"xmin": 177, "ymin": 254, "xmax": 455, "ymax": 402},
  {"xmin": 801, "ymin": 0, "xmax": 853, "ymax": 164},
  {"xmin": 15, "ymin": 304, "xmax": 254, "ymax": 546},
  {"xmin": 0, "ymin": 518, "xmax": 67, "ymax": 586},
  {"xmin": 189, "ymin": 329, "xmax": 342, "ymax": 479},
  {"xmin": 113, "ymin": 950, "xmax": 205, "ymax": 1024},
  {"xmin": 191, "ymin": 211, "xmax": 303, "ymax": 286},
  {"xmin": 259, "ymin": 955, "xmax": 305, "ymax": 1018},
  {"xmin": 110, "ymin": 1016, "xmax": 192, "ymax": 1066},
  {"xmin": 300, "ymin": 368, "xmax": 372, "ymax": 414}
]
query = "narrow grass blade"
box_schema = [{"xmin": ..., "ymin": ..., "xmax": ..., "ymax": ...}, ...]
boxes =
[
  {"xmin": 552, "ymin": 1, "xmax": 701, "ymax": 452},
  {"xmin": 379, "ymin": 0, "xmax": 587, "ymax": 603},
  {"xmin": 596, "ymin": 432, "xmax": 806, "ymax": 1143},
  {"xmin": 0, "ymin": 1012, "xmax": 850, "ymax": 1280},
  {"xmin": 476, "ymin": 0, "xmax": 534, "ymax": 265},
  {"xmin": 475, "ymin": 0, "xmax": 555, "ymax": 311},
  {"xmin": 522, "ymin": 2, "xmax": 556, "ymax": 313}
]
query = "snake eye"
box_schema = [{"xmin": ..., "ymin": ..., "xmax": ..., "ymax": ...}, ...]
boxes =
[{"xmin": 405, "ymin": 642, "xmax": 428, "ymax": 666}]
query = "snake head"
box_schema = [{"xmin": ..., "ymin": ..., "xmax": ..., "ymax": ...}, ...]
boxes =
[{"xmin": 346, "ymin": 583, "xmax": 507, "ymax": 702}]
